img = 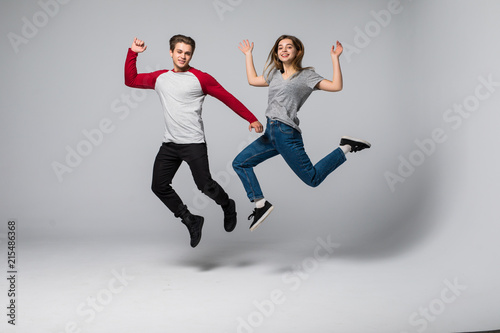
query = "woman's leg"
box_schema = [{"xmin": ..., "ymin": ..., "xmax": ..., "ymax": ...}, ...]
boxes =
[
  {"xmin": 232, "ymin": 129, "xmax": 278, "ymax": 202},
  {"xmin": 273, "ymin": 121, "xmax": 346, "ymax": 187}
]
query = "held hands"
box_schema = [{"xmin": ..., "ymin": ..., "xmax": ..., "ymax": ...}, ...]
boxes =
[
  {"xmin": 131, "ymin": 37, "xmax": 147, "ymax": 53},
  {"xmin": 249, "ymin": 121, "xmax": 263, "ymax": 133},
  {"xmin": 331, "ymin": 41, "xmax": 343, "ymax": 58},
  {"xmin": 238, "ymin": 40, "xmax": 254, "ymax": 56}
]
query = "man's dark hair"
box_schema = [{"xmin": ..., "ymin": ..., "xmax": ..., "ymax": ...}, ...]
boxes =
[{"xmin": 169, "ymin": 34, "xmax": 196, "ymax": 53}]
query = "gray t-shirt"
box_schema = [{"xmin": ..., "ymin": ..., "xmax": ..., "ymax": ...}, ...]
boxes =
[{"xmin": 265, "ymin": 68, "xmax": 325, "ymax": 133}]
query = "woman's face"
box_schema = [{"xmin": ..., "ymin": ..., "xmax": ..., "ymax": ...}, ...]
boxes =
[{"xmin": 277, "ymin": 38, "xmax": 298, "ymax": 63}]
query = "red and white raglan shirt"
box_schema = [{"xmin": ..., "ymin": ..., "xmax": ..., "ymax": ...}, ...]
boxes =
[{"xmin": 124, "ymin": 49, "xmax": 258, "ymax": 144}]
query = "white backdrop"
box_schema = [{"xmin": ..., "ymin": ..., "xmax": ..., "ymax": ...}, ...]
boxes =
[{"xmin": 1, "ymin": 1, "xmax": 499, "ymax": 332}]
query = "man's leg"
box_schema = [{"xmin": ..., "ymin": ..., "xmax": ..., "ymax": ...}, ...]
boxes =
[
  {"xmin": 183, "ymin": 143, "xmax": 237, "ymax": 232},
  {"xmin": 151, "ymin": 143, "xmax": 203, "ymax": 247},
  {"xmin": 151, "ymin": 143, "xmax": 186, "ymax": 217},
  {"xmin": 183, "ymin": 144, "xmax": 229, "ymax": 205}
]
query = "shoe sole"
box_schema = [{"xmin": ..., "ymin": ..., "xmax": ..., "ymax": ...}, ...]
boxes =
[
  {"xmin": 341, "ymin": 136, "xmax": 371, "ymax": 148},
  {"xmin": 250, "ymin": 206, "xmax": 274, "ymax": 232}
]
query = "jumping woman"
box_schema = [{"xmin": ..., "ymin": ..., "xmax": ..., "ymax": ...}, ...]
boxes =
[{"xmin": 232, "ymin": 35, "xmax": 371, "ymax": 231}]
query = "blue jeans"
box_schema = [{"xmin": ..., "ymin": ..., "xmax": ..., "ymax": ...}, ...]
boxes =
[{"xmin": 232, "ymin": 118, "xmax": 346, "ymax": 202}]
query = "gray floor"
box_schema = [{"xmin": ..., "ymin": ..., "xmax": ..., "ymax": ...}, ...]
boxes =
[{"xmin": 1, "ymin": 222, "xmax": 499, "ymax": 333}]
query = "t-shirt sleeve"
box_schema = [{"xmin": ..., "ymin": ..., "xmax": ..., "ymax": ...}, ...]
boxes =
[
  {"xmin": 305, "ymin": 69, "xmax": 325, "ymax": 90},
  {"xmin": 193, "ymin": 69, "xmax": 258, "ymax": 124},
  {"xmin": 264, "ymin": 69, "xmax": 277, "ymax": 85},
  {"xmin": 124, "ymin": 48, "xmax": 167, "ymax": 89}
]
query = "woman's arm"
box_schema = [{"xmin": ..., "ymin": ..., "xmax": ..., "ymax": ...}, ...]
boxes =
[
  {"xmin": 238, "ymin": 40, "xmax": 268, "ymax": 87},
  {"xmin": 317, "ymin": 41, "xmax": 343, "ymax": 92}
]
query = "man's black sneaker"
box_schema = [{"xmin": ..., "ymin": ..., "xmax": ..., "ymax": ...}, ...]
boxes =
[
  {"xmin": 339, "ymin": 136, "xmax": 371, "ymax": 153},
  {"xmin": 181, "ymin": 213, "xmax": 204, "ymax": 248},
  {"xmin": 222, "ymin": 199, "xmax": 237, "ymax": 232},
  {"xmin": 248, "ymin": 201, "xmax": 274, "ymax": 231}
]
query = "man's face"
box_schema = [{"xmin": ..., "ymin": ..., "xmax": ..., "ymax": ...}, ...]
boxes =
[{"xmin": 170, "ymin": 42, "xmax": 193, "ymax": 72}]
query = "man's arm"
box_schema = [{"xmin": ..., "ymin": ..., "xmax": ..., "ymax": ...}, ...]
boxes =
[
  {"xmin": 124, "ymin": 37, "xmax": 167, "ymax": 89},
  {"xmin": 193, "ymin": 69, "xmax": 263, "ymax": 132}
]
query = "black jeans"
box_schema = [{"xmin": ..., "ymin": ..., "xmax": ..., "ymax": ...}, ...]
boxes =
[{"xmin": 151, "ymin": 142, "xmax": 229, "ymax": 218}]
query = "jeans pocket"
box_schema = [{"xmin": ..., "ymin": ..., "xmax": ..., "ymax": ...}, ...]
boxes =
[{"xmin": 278, "ymin": 122, "xmax": 294, "ymax": 134}]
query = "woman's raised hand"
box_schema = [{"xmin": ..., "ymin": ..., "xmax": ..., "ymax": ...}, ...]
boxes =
[
  {"xmin": 331, "ymin": 41, "xmax": 343, "ymax": 58},
  {"xmin": 238, "ymin": 39, "xmax": 254, "ymax": 55}
]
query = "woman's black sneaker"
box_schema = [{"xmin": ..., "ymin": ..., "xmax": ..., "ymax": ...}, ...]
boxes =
[
  {"xmin": 339, "ymin": 136, "xmax": 371, "ymax": 152},
  {"xmin": 248, "ymin": 201, "xmax": 274, "ymax": 231}
]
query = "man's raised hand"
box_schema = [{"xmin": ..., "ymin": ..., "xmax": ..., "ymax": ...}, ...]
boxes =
[{"xmin": 131, "ymin": 37, "xmax": 147, "ymax": 53}]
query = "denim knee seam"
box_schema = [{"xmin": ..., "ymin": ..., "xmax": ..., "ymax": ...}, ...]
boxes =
[{"xmin": 234, "ymin": 148, "xmax": 275, "ymax": 202}]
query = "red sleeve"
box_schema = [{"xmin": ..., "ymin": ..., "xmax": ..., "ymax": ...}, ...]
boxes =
[
  {"xmin": 190, "ymin": 68, "xmax": 258, "ymax": 124},
  {"xmin": 124, "ymin": 48, "xmax": 167, "ymax": 89}
]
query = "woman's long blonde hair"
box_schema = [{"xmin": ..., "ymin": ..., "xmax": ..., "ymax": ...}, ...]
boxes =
[{"xmin": 264, "ymin": 35, "xmax": 311, "ymax": 80}]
